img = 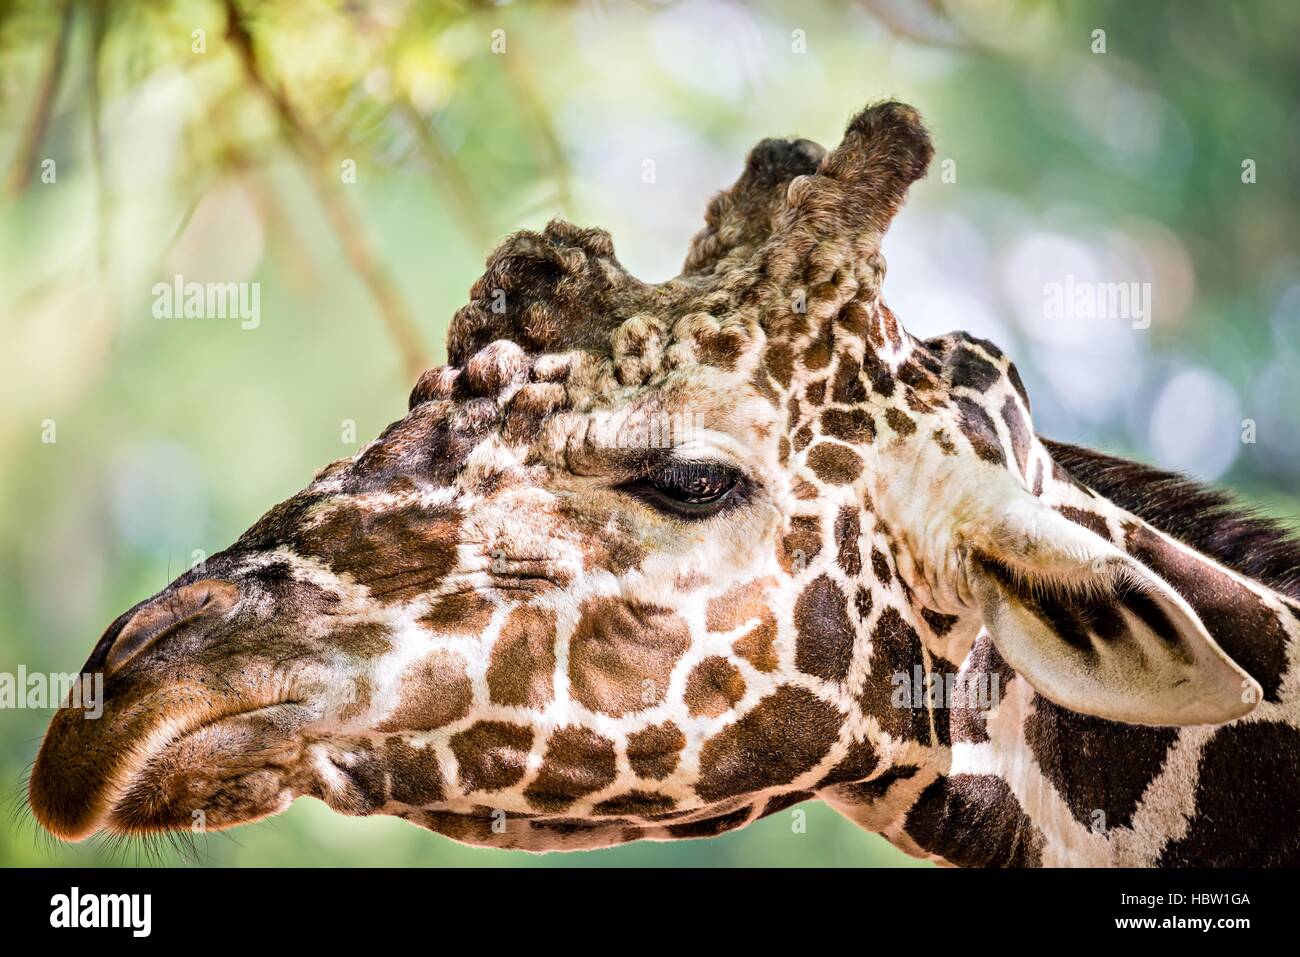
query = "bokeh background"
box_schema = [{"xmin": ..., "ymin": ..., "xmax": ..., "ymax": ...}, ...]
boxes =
[{"xmin": 1, "ymin": 0, "xmax": 1297, "ymax": 866}]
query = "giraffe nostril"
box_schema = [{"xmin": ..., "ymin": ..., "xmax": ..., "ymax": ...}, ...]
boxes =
[{"xmin": 102, "ymin": 579, "xmax": 241, "ymax": 678}]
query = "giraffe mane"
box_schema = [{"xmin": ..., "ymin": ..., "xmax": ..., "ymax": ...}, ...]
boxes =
[{"xmin": 1043, "ymin": 437, "xmax": 1300, "ymax": 602}]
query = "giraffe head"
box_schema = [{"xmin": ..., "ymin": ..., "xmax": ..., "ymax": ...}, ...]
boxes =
[{"xmin": 31, "ymin": 102, "xmax": 1258, "ymax": 850}]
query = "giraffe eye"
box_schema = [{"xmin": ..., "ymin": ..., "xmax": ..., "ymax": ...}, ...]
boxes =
[{"xmin": 626, "ymin": 461, "xmax": 742, "ymax": 517}]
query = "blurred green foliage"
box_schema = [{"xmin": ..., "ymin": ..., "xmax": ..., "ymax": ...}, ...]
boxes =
[{"xmin": 1, "ymin": 0, "xmax": 1297, "ymax": 866}]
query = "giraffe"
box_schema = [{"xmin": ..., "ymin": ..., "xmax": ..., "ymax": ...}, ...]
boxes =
[{"xmin": 28, "ymin": 101, "xmax": 1300, "ymax": 866}]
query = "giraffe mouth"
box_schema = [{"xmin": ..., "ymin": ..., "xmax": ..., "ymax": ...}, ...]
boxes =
[
  {"xmin": 102, "ymin": 700, "xmax": 313, "ymax": 836},
  {"xmin": 29, "ymin": 695, "xmax": 313, "ymax": 841}
]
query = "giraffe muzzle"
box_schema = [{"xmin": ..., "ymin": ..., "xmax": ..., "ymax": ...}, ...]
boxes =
[{"xmin": 28, "ymin": 577, "xmax": 318, "ymax": 841}]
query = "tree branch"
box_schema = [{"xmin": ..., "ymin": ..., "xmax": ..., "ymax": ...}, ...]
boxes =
[
  {"xmin": 6, "ymin": 0, "xmax": 74, "ymax": 197},
  {"xmin": 223, "ymin": 0, "xmax": 430, "ymax": 384},
  {"xmin": 397, "ymin": 100, "xmax": 493, "ymax": 252},
  {"xmin": 858, "ymin": 0, "xmax": 984, "ymax": 53},
  {"xmin": 501, "ymin": 42, "xmax": 574, "ymax": 217}
]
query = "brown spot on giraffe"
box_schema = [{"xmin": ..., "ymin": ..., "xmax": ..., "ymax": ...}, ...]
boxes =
[
  {"xmin": 705, "ymin": 577, "xmax": 774, "ymax": 632},
  {"xmin": 1000, "ymin": 395, "xmax": 1031, "ymax": 478},
  {"xmin": 695, "ymin": 686, "xmax": 843, "ymax": 802},
  {"xmin": 860, "ymin": 606, "xmax": 928, "ymax": 743},
  {"xmin": 817, "ymin": 736, "xmax": 880, "ymax": 787},
  {"xmin": 801, "ymin": 321, "xmax": 835, "ymax": 370},
  {"xmin": 1158, "ymin": 723, "xmax": 1300, "ymax": 866},
  {"xmin": 949, "ymin": 346, "xmax": 1001, "ymax": 393},
  {"xmin": 884, "ymin": 406, "xmax": 917, "ymax": 437},
  {"xmin": 795, "ymin": 575, "xmax": 855, "ymax": 683},
  {"xmin": 685, "ymin": 656, "xmax": 747, "ymax": 717},
  {"xmin": 626, "ymin": 721, "xmax": 687, "ymax": 781},
  {"xmin": 854, "ymin": 586, "xmax": 874, "ymax": 623},
  {"xmin": 836, "ymin": 764, "xmax": 919, "ymax": 807},
  {"xmin": 764, "ymin": 342, "xmax": 794, "ymax": 388},
  {"xmin": 733, "ymin": 613, "xmax": 779, "ymax": 672},
  {"xmin": 834, "ymin": 506, "xmax": 863, "ymax": 576},
  {"xmin": 524, "ymin": 726, "xmax": 618, "ymax": 812},
  {"xmin": 871, "ymin": 547, "xmax": 893, "ymax": 585},
  {"xmin": 1056, "ymin": 504, "xmax": 1111, "ymax": 540},
  {"xmin": 693, "ymin": 325, "xmax": 746, "ymax": 371},
  {"xmin": 832, "ymin": 355, "xmax": 871, "ymax": 403},
  {"xmin": 779, "ymin": 515, "xmax": 822, "ymax": 572},
  {"xmin": 920, "ymin": 606, "xmax": 960, "ymax": 637},
  {"xmin": 821, "ymin": 407, "xmax": 875, "ymax": 444},
  {"xmin": 421, "ymin": 591, "xmax": 496, "ymax": 635},
  {"xmin": 327, "ymin": 621, "xmax": 393, "ymax": 658},
  {"xmin": 568, "ymin": 598, "xmax": 692, "ymax": 716},
  {"xmin": 905, "ymin": 774, "xmax": 1045, "ymax": 867},
  {"xmin": 861, "ymin": 350, "xmax": 895, "ymax": 398},
  {"xmin": 954, "ymin": 397, "xmax": 1005, "ymax": 467},
  {"xmin": 791, "ymin": 477, "xmax": 820, "ymax": 500},
  {"xmin": 487, "ymin": 604, "xmax": 557, "ymax": 708},
  {"xmin": 593, "ymin": 790, "xmax": 678, "ymax": 817},
  {"xmin": 293, "ymin": 504, "xmax": 463, "ymax": 603},
  {"xmin": 760, "ymin": 789, "xmax": 815, "ymax": 818},
  {"xmin": 418, "ymin": 809, "xmax": 499, "ymax": 846},
  {"xmin": 664, "ymin": 806, "xmax": 754, "ymax": 839},
  {"xmin": 376, "ymin": 650, "xmax": 473, "ymax": 732},
  {"xmin": 1024, "ymin": 695, "xmax": 1177, "ymax": 831},
  {"xmin": 451, "ymin": 721, "xmax": 534, "ymax": 793},
  {"xmin": 384, "ymin": 737, "xmax": 446, "ymax": 805},
  {"xmin": 807, "ymin": 442, "xmax": 864, "ymax": 484}
]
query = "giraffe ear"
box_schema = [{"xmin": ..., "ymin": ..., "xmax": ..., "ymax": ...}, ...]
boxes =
[{"xmin": 963, "ymin": 493, "xmax": 1260, "ymax": 726}]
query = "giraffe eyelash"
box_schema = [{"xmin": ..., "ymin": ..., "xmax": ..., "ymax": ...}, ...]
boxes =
[{"xmin": 620, "ymin": 461, "xmax": 748, "ymax": 519}]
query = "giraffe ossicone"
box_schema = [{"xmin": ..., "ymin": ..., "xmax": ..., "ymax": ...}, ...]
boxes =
[{"xmin": 30, "ymin": 102, "xmax": 1300, "ymax": 865}]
